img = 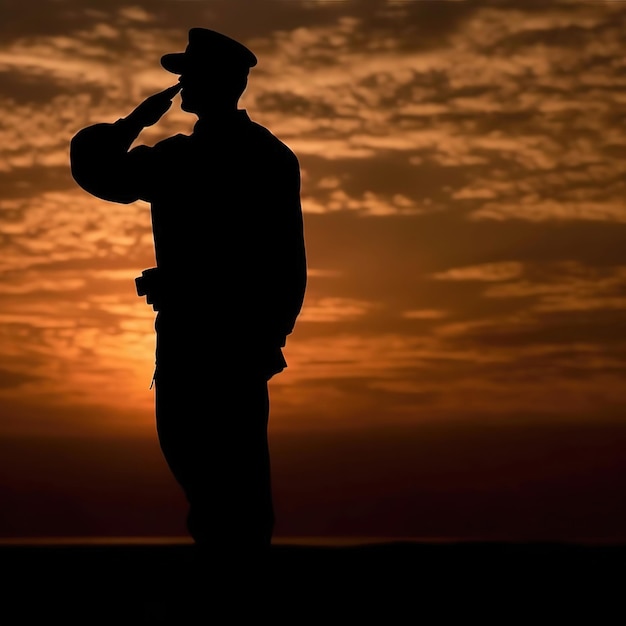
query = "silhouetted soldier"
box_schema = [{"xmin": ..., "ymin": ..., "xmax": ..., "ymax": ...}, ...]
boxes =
[{"xmin": 70, "ymin": 28, "xmax": 307, "ymax": 556}]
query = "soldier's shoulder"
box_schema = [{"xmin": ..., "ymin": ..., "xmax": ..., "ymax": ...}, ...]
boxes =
[{"xmin": 248, "ymin": 120, "xmax": 299, "ymax": 165}]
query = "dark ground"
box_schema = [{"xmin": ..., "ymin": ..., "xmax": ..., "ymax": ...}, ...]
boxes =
[{"xmin": 2, "ymin": 541, "xmax": 625, "ymax": 624}]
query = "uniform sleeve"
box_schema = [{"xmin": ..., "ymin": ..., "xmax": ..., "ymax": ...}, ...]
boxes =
[
  {"xmin": 266, "ymin": 147, "xmax": 307, "ymax": 344},
  {"xmin": 70, "ymin": 118, "xmax": 155, "ymax": 204}
]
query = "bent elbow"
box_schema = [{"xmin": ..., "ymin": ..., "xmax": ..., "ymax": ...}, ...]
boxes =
[
  {"xmin": 69, "ymin": 125, "xmax": 141, "ymax": 204},
  {"xmin": 70, "ymin": 164, "xmax": 138, "ymax": 204}
]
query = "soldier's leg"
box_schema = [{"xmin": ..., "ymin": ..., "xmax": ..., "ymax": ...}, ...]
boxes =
[
  {"xmin": 153, "ymin": 369, "xmax": 197, "ymax": 499},
  {"xmin": 155, "ymin": 368, "xmax": 273, "ymax": 549},
  {"xmin": 185, "ymin": 373, "xmax": 273, "ymax": 550}
]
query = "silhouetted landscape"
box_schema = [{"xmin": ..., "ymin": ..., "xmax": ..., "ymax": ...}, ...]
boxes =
[{"xmin": 3, "ymin": 539, "xmax": 624, "ymax": 623}]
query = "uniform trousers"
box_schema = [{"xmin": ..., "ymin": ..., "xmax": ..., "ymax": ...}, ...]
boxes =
[{"xmin": 153, "ymin": 312, "xmax": 274, "ymax": 551}]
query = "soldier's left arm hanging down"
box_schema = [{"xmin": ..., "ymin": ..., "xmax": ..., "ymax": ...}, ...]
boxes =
[{"xmin": 266, "ymin": 148, "xmax": 307, "ymax": 347}]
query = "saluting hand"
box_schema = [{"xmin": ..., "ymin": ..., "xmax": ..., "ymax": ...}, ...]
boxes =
[{"xmin": 127, "ymin": 83, "xmax": 182, "ymax": 127}]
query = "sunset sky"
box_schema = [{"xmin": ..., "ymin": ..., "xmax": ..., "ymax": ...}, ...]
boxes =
[{"xmin": 2, "ymin": 0, "xmax": 626, "ymax": 542}]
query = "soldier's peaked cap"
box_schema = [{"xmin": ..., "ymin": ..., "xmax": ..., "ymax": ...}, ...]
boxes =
[{"xmin": 161, "ymin": 28, "xmax": 257, "ymax": 74}]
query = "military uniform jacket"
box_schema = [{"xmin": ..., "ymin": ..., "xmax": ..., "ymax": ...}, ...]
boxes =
[{"xmin": 70, "ymin": 110, "xmax": 307, "ymax": 376}]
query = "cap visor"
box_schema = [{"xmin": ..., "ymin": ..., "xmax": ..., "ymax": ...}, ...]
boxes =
[{"xmin": 160, "ymin": 53, "xmax": 187, "ymax": 74}]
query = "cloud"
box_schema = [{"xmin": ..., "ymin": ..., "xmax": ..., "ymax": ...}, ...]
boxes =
[
  {"xmin": 303, "ymin": 188, "xmax": 427, "ymax": 216},
  {"xmin": 299, "ymin": 297, "xmax": 378, "ymax": 322},
  {"xmin": 402, "ymin": 310, "xmax": 448, "ymax": 320},
  {"xmin": 484, "ymin": 263, "xmax": 626, "ymax": 313},
  {"xmin": 433, "ymin": 262, "xmax": 524, "ymax": 282},
  {"xmin": 470, "ymin": 200, "xmax": 626, "ymax": 223}
]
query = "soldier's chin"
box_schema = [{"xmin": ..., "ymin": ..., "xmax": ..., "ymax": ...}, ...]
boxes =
[{"xmin": 180, "ymin": 97, "xmax": 199, "ymax": 114}]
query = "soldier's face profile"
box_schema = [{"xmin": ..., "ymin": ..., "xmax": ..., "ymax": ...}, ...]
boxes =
[
  {"xmin": 178, "ymin": 65, "xmax": 248, "ymax": 116},
  {"xmin": 178, "ymin": 70, "xmax": 205, "ymax": 114}
]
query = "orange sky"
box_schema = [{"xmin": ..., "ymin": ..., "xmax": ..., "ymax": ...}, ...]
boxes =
[{"xmin": 1, "ymin": 0, "xmax": 626, "ymax": 541}]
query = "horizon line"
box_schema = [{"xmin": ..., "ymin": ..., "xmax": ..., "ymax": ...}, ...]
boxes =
[{"xmin": 1, "ymin": 535, "xmax": 625, "ymax": 548}]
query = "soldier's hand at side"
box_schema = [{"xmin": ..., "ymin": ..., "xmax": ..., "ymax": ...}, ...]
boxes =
[{"xmin": 127, "ymin": 84, "xmax": 182, "ymax": 127}]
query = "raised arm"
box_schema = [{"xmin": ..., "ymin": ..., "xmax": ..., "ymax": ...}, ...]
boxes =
[{"xmin": 70, "ymin": 84, "xmax": 181, "ymax": 204}]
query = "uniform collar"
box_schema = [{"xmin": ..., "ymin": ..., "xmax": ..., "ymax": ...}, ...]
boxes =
[{"xmin": 193, "ymin": 109, "xmax": 250, "ymax": 134}]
